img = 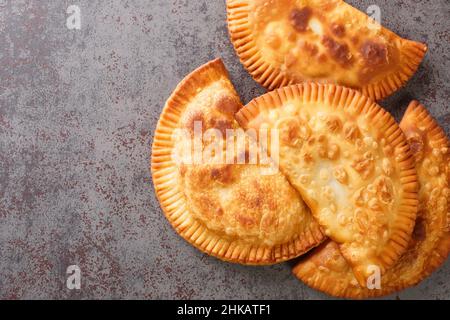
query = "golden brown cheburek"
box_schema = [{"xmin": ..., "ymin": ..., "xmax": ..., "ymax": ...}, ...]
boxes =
[
  {"xmin": 236, "ymin": 83, "xmax": 418, "ymax": 284},
  {"xmin": 227, "ymin": 0, "xmax": 427, "ymax": 100},
  {"xmin": 292, "ymin": 101, "xmax": 450, "ymax": 298},
  {"xmin": 151, "ymin": 59, "xmax": 325, "ymax": 265}
]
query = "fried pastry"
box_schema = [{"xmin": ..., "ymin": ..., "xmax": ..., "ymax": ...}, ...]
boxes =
[
  {"xmin": 151, "ymin": 59, "xmax": 325, "ymax": 265},
  {"xmin": 292, "ymin": 101, "xmax": 449, "ymax": 298},
  {"xmin": 235, "ymin": 83, "xmax": 418, "ymax": 283},
  {"xmin": 226, "ymin": 0, "xmax": 427, "ymax": 100}
]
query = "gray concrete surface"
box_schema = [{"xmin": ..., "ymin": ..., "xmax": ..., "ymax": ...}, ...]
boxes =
[{"xmin": 0, "ymin": 0, "xmax": 448, "ymax": 299}]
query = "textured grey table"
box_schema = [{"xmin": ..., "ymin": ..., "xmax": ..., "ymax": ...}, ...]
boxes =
[{"xmin": 0, "ymin": 0, "xmax": 448, "ymax": 300}]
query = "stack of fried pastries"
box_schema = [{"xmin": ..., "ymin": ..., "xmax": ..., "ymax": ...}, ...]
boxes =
[{"xmin": 151, "ymin": 0, "xmax": 449, "ymax": 299}]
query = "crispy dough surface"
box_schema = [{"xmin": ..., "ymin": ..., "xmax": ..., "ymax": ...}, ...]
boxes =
[
  {"xmin": 152, "ymin": 59, "xmax": 325, "ymax": 265},
  {"xmin": 292, "ymin": 101, "xmax": 449, "ymax": 298},
  {"xmin": 236, "ymin": 83, "xmax": 418, "ymax": 282},
  {"xmin": 227, "ymin": 0, "xmax": 426, "ymax": 100}
]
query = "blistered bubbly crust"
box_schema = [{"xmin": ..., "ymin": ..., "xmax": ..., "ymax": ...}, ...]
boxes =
[
  {"xmin": 227, "ymin": 0, "xmax": 427, "ymax": 100},
  {"xmin": 292, "ymin": 101, "xmax": 449, "ymax": 298},
  {"xmin": 151, "ymin": 59, "xmax": 325, "ymax": 265},
  {"xmin": 236, "ymin": 83, "xmax": 418, "ymax": 283}
]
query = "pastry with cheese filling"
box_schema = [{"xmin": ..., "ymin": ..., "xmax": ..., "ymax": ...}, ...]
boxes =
[
  {"xmin": 292, "ymin": 101, "xmax": 449, "ymax": 298},
  {"xmin": 227, "ymin": 0, "xmax": 427, "ymax": 100},
  {"xmin": 235, "ymin": 82, "xmax": 418, "ymax": 282},
  {"xmin": 151, "ymin": 59, "xmax": 325, "ymax": 265}
]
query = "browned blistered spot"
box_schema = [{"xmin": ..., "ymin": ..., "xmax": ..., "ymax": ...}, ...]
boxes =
[
  {"xmin": 184, "ymin": 111, "xmax": 204, "ymax": 133},
  {"xmin": 216, "ymin": 207, "xmax": 224, "ymax": 216},
  {"xmin": 344, "ymin": 123, "xmax": 360, "ymax": 141},
  {"xmin": 249, "ymin": 182, "xmax": 277, "ymax": 212},
  {"xmin": 413, "ymin": 216, "xmax": 426, "ymax": 241},
  {"xmin": 326, "ymin": 116, "xmax": 342, "ymax": 133},
  {"xmin": 267, "ymin": 197, "xmax": 277, "ymax": 211},
  {"xmin": 318, "ymin": 145, "xmax": 327, "ymax": 158},
  {"xmin": 287, "ymin": 30, "xmax": 297, "ymax": 42},
  {"xmin": 290, "ymin": 7, "xmax": 313, "ymax": 32},
  {"xmin": 331, "ymin": 23, "xmax": 345, "ymax": 38},
  {"xmin": 355, "ymin": 209, "xmax": 369, "ymax": 233},
  {"xmin": 354, "ymin": 188, "xmax": 368, "ymax": 207},
  {"xmin": 300, "ymin": 41, "xmax": 318, "ymax": 56},
  {"xmin": 211, "ymin": 118, "xmax": 234, "ymax": 136},
  {"xmin": 249, "ymin": 195, "xmax": 262, "ymax": 209},
  {"xmin": 321, "ymin": 1, "xmax": 338, "ymax": 11},
  {"xmin": 210, "ymin": 165, "xmax": 234, "ymax": 184},
  {"xmin": 236, "ymin": 213, "xmax": 256, "ymax": 227},
  {"xmin": 303, "ymin": 152, "xmax": 314, "ymax": 164},
  {"xmin": 190, "ymin": 167, "xmax": 214, "ymax": 188},
  {"xmin": 239, "ymin": 182, "xmax": 265, "ymax": 210},
  {"xmin": 327, "ymin": 143, "xmax": 340, "ymax": 160},
  {"xmin": 322, "ymin": 35, "xmax": 353, "ymax": 67},
  {"xmin": 361, "ymin": 41, "xmax": 388, "ymax": 67},
  {"xmin": 318, "ymin": 134, "xmax": 327, "ymax": 144},
  {"xmin": 279, "ymin": 119, "xmax": 302, "ymax": 146},
  {"xmin": 374, "ymin": 176, "xmax": 394, "ymax": 204},
  {"xmin": 199, "ymin": 196, "xmax": 218, "ymax": 218},
  {"xmin": 333, "ymin": 166, "xmax": 348, "ymax": 184},
  {"xmin": 351, "ymin": 155, "xmax": 374, "ymax": 179},
  {"xmin": 407, "ymin": 135, "xmax": 424, "ymax": 162},
  {"xmin": 318, "ymin": 137, "xmax": 340, "ymax": 160},
  {"xmin": 351, "ymin": 36, "xmax": 359, "ymax": 45},
  {"xmin": 214, "ymin": 95, "xmax": 240, "ymax": 116},
  {"xmin": 318, "ymin": 54, "xmax": 328, "ymax": 63}
]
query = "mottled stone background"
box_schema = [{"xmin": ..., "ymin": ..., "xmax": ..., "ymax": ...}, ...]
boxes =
[{"xmin": 0, "ymin": 0, "xmax": 448, "ymax": 299}]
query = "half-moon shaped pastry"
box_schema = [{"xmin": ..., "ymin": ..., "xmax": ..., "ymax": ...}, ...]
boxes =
[
  {"xmin": 151, "ymin": 59, "xmax": 325, "ymax": 265},
  {"xmin": 292, "ymin": 101, "xmax": 450, "ymax": 298},
  {"xmin": 227, "ymin": 0, "xmax": 427, "ymax": 100},
  {"xmin": 235, "ymin": 83, "xmax": 418, "ymax": 282}
]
